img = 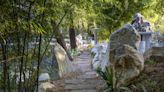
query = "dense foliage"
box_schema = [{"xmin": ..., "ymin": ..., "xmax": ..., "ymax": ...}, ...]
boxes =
[{"xmin": 0, "ymin": 0, "xmax": 163, "ymax": 91}]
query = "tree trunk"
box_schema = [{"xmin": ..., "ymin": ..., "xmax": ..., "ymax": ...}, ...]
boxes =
[
  {"xmin": 69, "ymin": 28, "xmax": 77, "ymax": 49},
  {"xmin": 51, "ymin": 21, "xmax": 73, "ymax": 61},
  {"xmin": 1, "ymin": 43, "xmax": 7, "ymax": 92},
  {"xmin": 36, "ymin": 33, "xmax": 42, "ymax": 92}
]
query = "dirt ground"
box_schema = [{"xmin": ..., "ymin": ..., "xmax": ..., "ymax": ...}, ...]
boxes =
[{"xmin": 130, "ymin": 60, "xmax": 164, "ymax": 92}]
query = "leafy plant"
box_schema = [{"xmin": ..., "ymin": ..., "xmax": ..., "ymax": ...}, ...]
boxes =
[
  {"xmin": 96, "ymin": 67, "xmax": 115, "ymax": 91},
  {"xmin": 97, "ymin": 67, "xmax": 134, "ymax": 92},
  {"xmin": 91, "ymin": 52, "xmax": 96, "ymax": 58}
]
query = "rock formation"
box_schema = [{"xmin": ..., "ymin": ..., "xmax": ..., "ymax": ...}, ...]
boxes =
[
  {"xmin": 109, "ymin": 24, "xmax": 144, "ymax": 88},
  {"xmin": 91, "ymin": 43, "xmax": 108, "ymax": 71},
  {"xmin": 54, "ymin": 43, "xmax": 75, "ymax": 77}
]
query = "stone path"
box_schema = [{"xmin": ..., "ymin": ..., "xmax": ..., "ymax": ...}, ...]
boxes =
[{"xmin": 64, "ymin": 51, "xmax": 105, "ymax": 92}]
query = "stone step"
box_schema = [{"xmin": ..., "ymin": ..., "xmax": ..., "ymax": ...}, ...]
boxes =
[
  {"xmin": 62, "ymin": 51, "xmax": 105, "ymax": 92},
  {"xmin": 69, "ymin": 89, "xmax": 97, "ymax": 92},
  {"xmin": 74, "ymin": 62, "xmax": 90, "ymax": 64},
  {"xmin": 65, "ymin": 79, "xmax": 85, "ymax": 84},
  {"xmin": 80, "ymin": 69, "xmax": 92, "ymax": 72},
  {"xmin": 77, "ymin": 71, "xmax": 98, "ymax": 79},
  {"xmin": 77, "ymin": 58, "xmax": 90, "ymax": 60},
  {"xmin": 85, "ymin": 71, "xmax": 98, "ymax": 75},
  {"xmin": 65, "ymin": 79, "xmax": 104, "ymax": 85},
  {"xmin": 77, "ymin": 56, "xmax": 90, "ymax": 58},
  {"xmin": 74, "ymin": 59, "xmax": 90, "ymax": 61},
  {"xmin": 65, "ymin": 84, "xmax": 97, "ymax": 90},
  {"xmin": 78, "ymin": 64, "xmax": 91, "ymax": 67},
  {"xmin": 75, "ymin": 60, "xmax": 91, "ymax": 62},
  {"xmin": 77, "ymin": 74, "xmax": 98, "ymax": 79}
]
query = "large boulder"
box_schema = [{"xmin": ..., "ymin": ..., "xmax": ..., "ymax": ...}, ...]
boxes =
[
  {"xmin": 110, "ymin": 24, "xmax": 141, "ymax": 50},
  {"xmin": 111, "ymin": 45, "xmax": 144, "ymax": 87},
  {"xmin": 40, "ymin": 43, "xmax": 75, "ymax": 80},
  {"xmin": 109, "ymin": 24, "xmax": 144, "ymax": 87},
  {"xmin": 144, "ymin": 46, "xmax": 164, "ymax": 62},
  {"xmin": 54, "ymin": 43, "xmax": 75, "ymax": 77}
]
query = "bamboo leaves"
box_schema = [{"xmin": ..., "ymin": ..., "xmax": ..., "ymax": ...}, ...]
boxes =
[{"xmin": 31, "ymin": 21, "xmax": 46, "ymax": 34}]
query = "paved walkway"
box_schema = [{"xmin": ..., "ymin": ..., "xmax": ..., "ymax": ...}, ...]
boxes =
[{"xmin": 64, "ymin": 51, "xmax": 105, "ymax": 92}]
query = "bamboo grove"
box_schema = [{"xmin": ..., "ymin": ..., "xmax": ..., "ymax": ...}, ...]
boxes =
[
  {"xmin": 0, "ymin": 0, "xmax": 69, "ymax": 91},
  {"xmin": 0, "ymin": 0, "xmax": 164, "ymax": 92}
]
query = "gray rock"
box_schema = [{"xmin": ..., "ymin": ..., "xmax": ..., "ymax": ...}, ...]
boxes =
[
  {"xmin": 40, "ymin": 42, "xmax": 75, "ymax": 80},
  {"xmin": 109, "ymin": 24, "xmax": 144, "ymax": 87},
  {"xmin": 38, "ymin": 82, "xmax": 55, "ymax": 92},
  {"xmin": 54, "ymin": 43, "xmax": 75, "ymax": 77},
  {"xmin": 110, "ymin": 24, "xmax": 140, "ymax": 50},
  {"xmin": 110, "ymin": 45, "xmax": 144, "ymax": 87},
  {"xmin": 91, "ymin": 43, "xmax": 109, "ymax": 71}
]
